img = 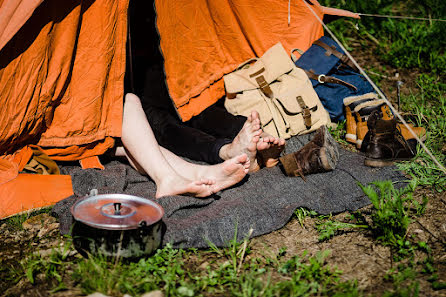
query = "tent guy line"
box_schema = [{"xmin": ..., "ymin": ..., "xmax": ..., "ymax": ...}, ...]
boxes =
[
  {"xmin": 301, "ymin": 0, "xmax": 446, "ymax": 175},
  {"xmin": 357, "ymin": 13, "xmax": 446, "ymax": 22}
]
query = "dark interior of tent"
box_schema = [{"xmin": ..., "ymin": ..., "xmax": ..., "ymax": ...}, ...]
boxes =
[{"xmin": 124, "ymin": 0, "xmax": 162, "ymax": 98}]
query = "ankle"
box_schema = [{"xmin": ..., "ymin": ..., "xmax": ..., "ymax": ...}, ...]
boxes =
[{"xmin": 219, "ymin": 144, "xmax": 231, "ymax": 160}]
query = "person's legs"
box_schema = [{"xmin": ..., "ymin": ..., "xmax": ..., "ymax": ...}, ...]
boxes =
[
  {"xmin": 142, "ymin": 64, "xmax": 285, "ymax": 169},
  {"xmin": 142, "ymin": 64, "xmax": 231, "ymax": 164},
  {"xmin": 119, "ymin": 93, "xmax": 250, "ymax": 198}
]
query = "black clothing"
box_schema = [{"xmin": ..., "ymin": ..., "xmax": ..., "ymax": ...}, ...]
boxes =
[
  {"xmin": 141, "ymin": 64, "xmax": 246, "ymax": 164},
  {"xmin": 127, "ymin": 1, "xmax": 246, "ymax": 164}
]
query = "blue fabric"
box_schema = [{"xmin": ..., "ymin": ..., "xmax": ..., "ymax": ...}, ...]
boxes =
[{"xmin": 295, "ymin": 36, "xmax": 375, "ymax": 122}]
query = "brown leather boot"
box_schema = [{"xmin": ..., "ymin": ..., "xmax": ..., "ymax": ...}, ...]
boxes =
[
  {"xmin": 360, "ymin": 104, "xmax": 427, "ymax": 151},
  {"xmin": 354, "ymin": 99, "xmax": 387, "ymax": 149},
  {"xmin": 364, "ymin": 111, "xmax": 417, "ymax": 167},
  {"xmin": 381, "ymin": 105, "xmax": 427, "ymax": 142},
  {"xmin": 279, "ymin": 126, "xmax": 339, "ymax": 180}
]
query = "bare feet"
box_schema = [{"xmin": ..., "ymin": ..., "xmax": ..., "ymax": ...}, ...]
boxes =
[
  {"xmin": 156, "ymin": 154, "xmax": 249, "ymax": 198},
  {"xmin": 257, "ymin": 132, "xmax": 286, "ymax": 168},
  {"xmin": 156, "ymin": 177, "xmax": 216, "ymax": 198},
  {"xmin": 203, "ymin": 153, "xmax": 250, "ymax": 194},
  {"xmin": 219, "ymin": 111, "xmax": 262, "ymax": 172}
]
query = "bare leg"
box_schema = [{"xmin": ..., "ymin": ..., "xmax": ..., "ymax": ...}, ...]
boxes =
[
  {"xmin": 120, "ymin": 93, "xmax": 249, "ymax": 198},
  {"xmin": 218, "ymin": 110, "xmax": 262, "ymax": 172},
  {"xmin": 121, "ymin": 94, "xmax": 215, "ymax": 198}
]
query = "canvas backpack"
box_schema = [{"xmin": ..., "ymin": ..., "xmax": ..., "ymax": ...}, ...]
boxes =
[{"xmin": 224, "ymin": 43, "xmax": 330, "ymax": 139}]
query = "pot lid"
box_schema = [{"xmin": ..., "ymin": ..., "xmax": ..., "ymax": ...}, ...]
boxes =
[{"xmin": 71, "ymin": 194, "xmax": 164, "ymax": 230}]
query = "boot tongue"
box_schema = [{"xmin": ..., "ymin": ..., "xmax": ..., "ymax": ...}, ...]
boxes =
[{"xmin": 375, "ymin": 118, "xmax": 397, "ymax": 133}]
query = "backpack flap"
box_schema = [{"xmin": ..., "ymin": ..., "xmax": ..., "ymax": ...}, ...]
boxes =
[
  {"xmin": 270, "ymin": 68, "xmax": 331, "ymax": 136},
  {"xmin": 224, "ymin": 42, "xmax": 294, "ymax": 96}
]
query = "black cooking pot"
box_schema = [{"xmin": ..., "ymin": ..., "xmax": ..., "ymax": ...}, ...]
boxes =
[{"xmin": 71, "ymin": 192, "xmax": 165, "ymax": 259}]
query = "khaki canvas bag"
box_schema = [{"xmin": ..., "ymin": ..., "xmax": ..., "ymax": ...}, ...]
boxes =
[{"xmin": 224, "ymin": 42, "xmax": 331, "ymax": 139}]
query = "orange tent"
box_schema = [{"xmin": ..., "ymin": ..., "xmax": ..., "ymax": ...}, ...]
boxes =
[
  {"xmin": 0, "ymin": 0, "xmax": 129, "ymax": 218},
  {"xmin": 0, "ymin": 0, "xmax": 357, "ymax": 218}
]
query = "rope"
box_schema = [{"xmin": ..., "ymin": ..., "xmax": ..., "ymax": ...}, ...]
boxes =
[
  {"xmin": 358, "ymin": 13, "xmax": 446, "ymax": 22},
  {"xmin": 301, "ymin": 0, "xmax": 446, "ymax": 175}
]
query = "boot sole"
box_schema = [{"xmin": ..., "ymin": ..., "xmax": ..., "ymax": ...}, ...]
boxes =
[
  {"xmin": 364, "ymin": 157, "xmax": 413, "ymax": 168},
  {"xmin": 320, "ymin": 126, "xmax": 339, "ymax": 170},
  {"xmin": 364, "ymin": 158, "xmax": 395, "ymax": 167}
]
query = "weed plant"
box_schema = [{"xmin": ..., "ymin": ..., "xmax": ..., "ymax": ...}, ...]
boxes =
[
  {"xmin": 294, "ymin": 207, "xmax": 318, "ymax": 227},
  {"xmin": 11, "ymin": 243, "xmax": 75, "ymax": 293},
  {"xmin": 315, "ymin": 217, "xmax": 368, "ymax": 241}
]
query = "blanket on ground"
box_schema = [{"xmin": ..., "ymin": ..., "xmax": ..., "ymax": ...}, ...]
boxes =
[{"xmin": 52, "ymin": 134, "xmax": 406, "ymax": 248}]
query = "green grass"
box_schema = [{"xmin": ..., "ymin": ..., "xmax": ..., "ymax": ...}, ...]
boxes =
[
  {"xmin": 2, "ymin": 207, "xmax": 52, "ymax": 231},
  {"xmin": 294, "ymin": 207, "xmax": 318, "ymax": 227},
  {"xmin": 323, "ymin": 0, "xmax": 446, "ymax": 189},
  {"xmin": 5, "ymin": 242, "xmax": 75, "ymax": 293},
  {"xmin": 396, "ymin": 74, "xmax": 446, "ymax": 190},
  {"xmin": 6, "ymin": 230, "xmax": 360, "ymax": 297},
  {"xmin": 320, "ymin": 0, "xmax": 446, "ymax": 75},
  {"xmin": 72, "ymin": 245, "xmax": 361, "ymax": 297},
  {"xmin": 315, "ymin": 180, "xmax": 428, "ymax": 258}
]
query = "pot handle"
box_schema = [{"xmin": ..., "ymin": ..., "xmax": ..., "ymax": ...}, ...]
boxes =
[{"xmin": 89, "ymin": 189, "xmax": 98, "ymax": 196}]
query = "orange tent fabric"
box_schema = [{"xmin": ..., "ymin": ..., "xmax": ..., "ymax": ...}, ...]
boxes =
[
  {"xmin": 0, "ymin": 0, "xmax": 44, "ymax": 51},
  {"xmin": 0, "ymin": 174, "xmax": 73, "ymax": 219},
  {"xmin": 155, "ymin": 0, "xmax": 358, "ymax": 121},
  {"xmin": 0, "ymin": 0, "xmax": 128, "ymax": 218},
  {"xmin": 0, "ymin": 0, "xmax": 129, "ymax": 185}
]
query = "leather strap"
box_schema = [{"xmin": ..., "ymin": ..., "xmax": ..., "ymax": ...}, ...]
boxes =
[
  {"xmin": 305, "ymin": 69, "xmax": 357, "ymax": 92},
  {"xmin": 255, "ymin": 75, "xmax": 273, "ymax": 98},
  {"xmin": 292, "ymin": 152, "xmax": 306, "ymax": 181},
  {"xmin": 226, "ymin": 92, "xmax": 237, "ymax": 99},
  {"xmin": 296, "ymin": 96, "xmax": 312, "ymax": 129},
  {"xmin": 249, "ymin": 67, "xmax": 266, "ymax": 78},
  {"xmin": 226, "ymin": 69, "xmax": 273, "ymax": 99},
  {"xmin": 314, "ymin": 40, "xmax": 358, "ymax": 71}
]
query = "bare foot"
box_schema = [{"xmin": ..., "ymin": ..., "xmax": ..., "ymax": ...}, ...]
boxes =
[
  {"xmin": 257, "ymin": 132, "xmax": 286, "ymax": 167},
  {"xmin": 156, "ymin": 154, "xmax": 249, "ymax": 198},
  {"xmin": 219, "ymin": 111, "xmax": 262, "ymax": 172},
  {"xmin": 203, "ymin": 153, "xmax": 250, "ymax": 193},
  {"xmin": 156, "ymin": 176, "xmax": 216, "ymax": 198}
]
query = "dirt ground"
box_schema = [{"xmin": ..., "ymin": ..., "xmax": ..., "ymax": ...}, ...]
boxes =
[
  {"xmin": 250, "ymin": 187, "xmax": 446, "ymax": 296},
  {"xmin": 1, "ymin": 187, "xmax": 445, "ymax": 297},
  {"xmin": 1, "ymin": 45, "xmax": 445, "ymax": 297}
]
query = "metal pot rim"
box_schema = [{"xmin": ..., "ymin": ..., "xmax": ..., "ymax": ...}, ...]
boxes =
[{"xmin": 71, "ymin": 193, "xmax": 164, "ymax": 230}]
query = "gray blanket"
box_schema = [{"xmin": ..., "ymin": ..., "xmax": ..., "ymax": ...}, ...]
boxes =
[{"xmin": 52, "ymin": 134, "xmax": 406, "ymax": 248}]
